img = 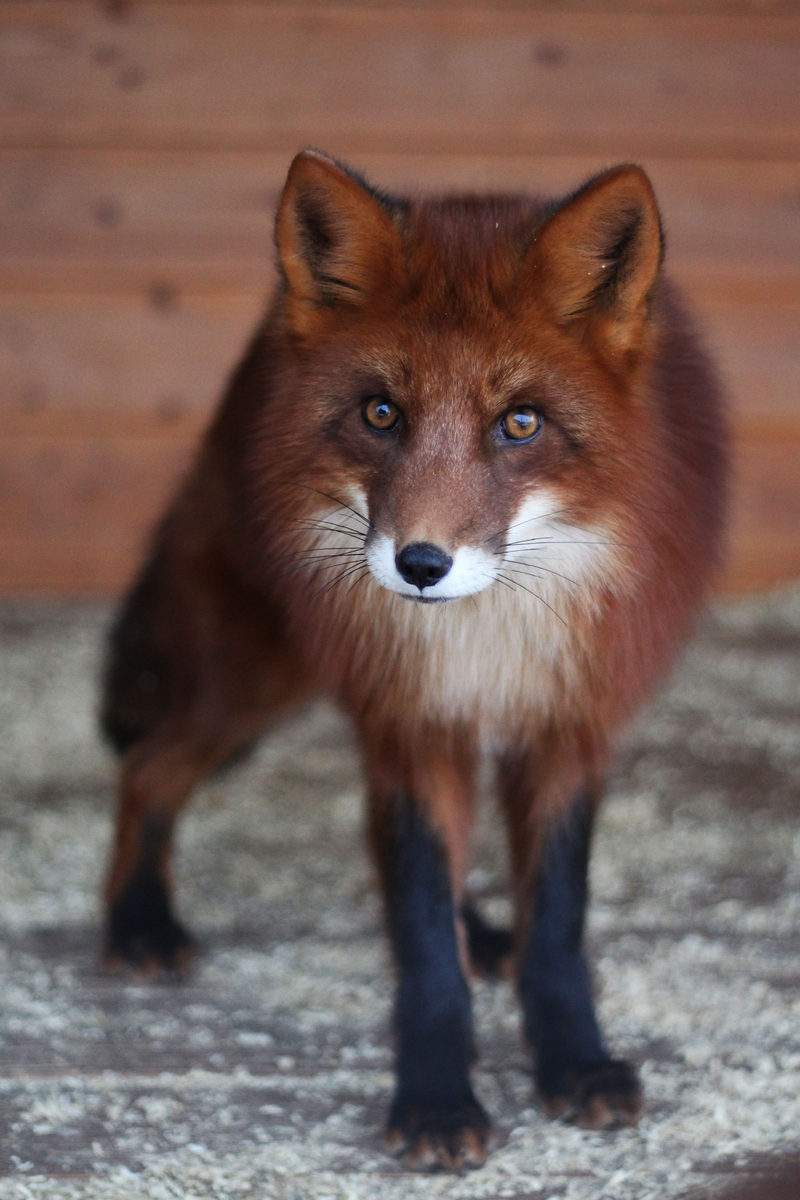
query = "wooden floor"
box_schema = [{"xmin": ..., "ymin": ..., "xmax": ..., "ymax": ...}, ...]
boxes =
[{"xmin": 2, "ymin": 1, "xmax": 799, "ymax": 594}]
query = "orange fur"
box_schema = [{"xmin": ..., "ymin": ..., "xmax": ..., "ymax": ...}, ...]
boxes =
[{"xmin": 101, "ymin": 151, "xmax": 728, "ymax": 1165}]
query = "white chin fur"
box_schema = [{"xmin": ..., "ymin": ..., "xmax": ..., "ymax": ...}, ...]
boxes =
[{"xmin": 365, "ymin": 533, "xmax": 498, "ymax": 601}]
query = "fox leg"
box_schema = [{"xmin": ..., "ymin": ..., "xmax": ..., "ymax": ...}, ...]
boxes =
[
  {"xmin": 366, "ymin": 746, "xmax": 489, "ymax": 1170},
  {"xmin": 105, "ymin": 714, "xmax": 261, "ymax": 975},
  {"xmin": 501, "ymin": 761, "xmax": 642, "ymax": 1128},
  {"xmin": 102, "ymin": 550, "xmax": 312, "ymax": 974},
  {"xmin": 460, "ymin": 898, "xmax": 514, "ymax": 979}
]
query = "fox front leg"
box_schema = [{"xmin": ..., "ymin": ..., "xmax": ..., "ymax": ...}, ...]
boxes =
[
  {"xmin": 368, "ymin": 778, "xmax": 490, "ymax": 1170},
  {"xmin": 505, "ymin": 768, "xmax": 643, "ymax": 1127}
]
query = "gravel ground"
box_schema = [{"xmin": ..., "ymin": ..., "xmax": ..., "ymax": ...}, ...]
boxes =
[{"xmin": 0, "ymin": 589, "xmax": 798, "ymax": 1199}]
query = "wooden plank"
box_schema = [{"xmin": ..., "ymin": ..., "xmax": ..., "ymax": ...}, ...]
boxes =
[
  {"xmin": 3, "ymin": 291, "xmax": 798, "ymax": 435},
  {"xmin": 2, "ymin": 150, "xmax": 799, "ymax": 294},
  {"xmin": 0, "ymin": 538, "xmax": 142, "ymax": 596},
  {"xmin": 723, "ymin": 546, "xmax": 800, "ymax": 594},
  {"xmin": 1, "ymin": 429, "xmax": 798, "ymax": 595},
  {"xmin": 128, "ymin": 1, "xmax": 800, "ymax": 13},
  {"xmin": 729, "ymin": 436, "xmax": 800, "ymax": 544},
  {"xmin": 1, "ymin": 5, "xmax": 799, "ymax": 156},
  {"xmin": 0, "ymin": 148, "xmax": 277, "ymax": 293},
  {"xmin": 0, "ymin": 435, "xmax": 192, "ymax": 594},
  {"xmin": 687, "ymin": 296, "xmax": 800, "ymax": 433},
  {"xmin": 723, "ymin": 434, "xmax": 800, "ymax": 592},
  {"xmin": 1, "ymin": 292, "xmax": 263, "ymax": 434}
]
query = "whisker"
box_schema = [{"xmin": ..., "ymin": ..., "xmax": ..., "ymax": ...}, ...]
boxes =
[
  {"xmin": 504, "ymin": 536, "xmax": 637, "ymax": 551},
  {"xmin": 310, "ymin": 560, "xmax": 369, "ymax": 601},
  {"xmin": 295, "ymin": 518, "xmax": 366, "ymax": 540},
  {"xmin": 504, "ymin": 561, "xmax": 580, "ymax": 589},
  {"xmin": 294, "ymin": 554, "xmax": 364, "ymax": 573},
  {"xmin": 297, "ymin": 547, "xmax": 364, "ymax": 563},
  {"xmin": 492, "ymin": 574, "xmax": 516, "ymax": 594},
  {"xmin": 501, "ymin": 506, "xmax": 575, "ymax": 537},
  {"xmin": 503, "ymin": 563, "xmax": 545, "ymax": 583},
  {"xmin": 486, "ymin": 507, "xmax": 576, "ymax": 546},
  {"xmin": 293, "ymin": 483, "xmax": 371, "ymax": 530},
  {"xmin": 496, "ymin": 571, "xmax": 568, "ymax": 628},
  {"xmin": 345, "ymin": 567, "xmax": 370, "ymax": 595}
]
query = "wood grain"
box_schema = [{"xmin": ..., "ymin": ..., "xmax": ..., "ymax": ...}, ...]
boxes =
[
  {"xmin": 2, "ymin": 5, "xmax": 798, "ymax": 156},
  {"xmin": 112, "ymin": 1, "xmax": 800, "ymax": 12},
  {"xmin": 1, "ymin": 292, "xmax": 262, "ymax": 433},
  {"xmin": 0, "ymin": 434, "xmax": 192, "ymax": 593},
  {"xmin": 1, "ymin": 1, "xmax": 798, "ymax": 594},
  {"xmin": 2, "ymin": 150, "xmax": 799, "ymax": 294}
]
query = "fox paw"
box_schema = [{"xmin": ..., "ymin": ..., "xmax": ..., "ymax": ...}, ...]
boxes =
[
  {"xmin": 385, "ymin": 1087, "xmax": 491, "ymax": 1171},
  {"xmin": 104, "ymin": 876, "xmax": 195, "ymax": 979},
  {"xmin": 538, "ymin": 1058, "xmax": 642, "ymax": 1129},
  {"xmin": 461, "ymin": 901, "xmax": 514, "ymax": 979}
]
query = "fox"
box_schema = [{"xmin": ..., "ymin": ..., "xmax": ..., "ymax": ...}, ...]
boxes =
[{"xmin": 100, "ymin": 150, "xmax": 728, "ymax": 1170}]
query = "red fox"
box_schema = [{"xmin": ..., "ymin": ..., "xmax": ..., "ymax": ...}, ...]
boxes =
[{"xmin": 101, "ymin": 151, "xmax": 728, "ymax": 1170}]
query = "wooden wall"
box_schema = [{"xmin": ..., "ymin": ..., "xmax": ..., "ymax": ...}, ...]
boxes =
[{"xmin": 2, "ymin": 0, "xmax": 799, "ymax": 596}]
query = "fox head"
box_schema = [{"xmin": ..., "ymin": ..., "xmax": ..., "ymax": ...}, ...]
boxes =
[{"xmin": 262, "ymin": 150, "xmax": 675, "ymax": 613}]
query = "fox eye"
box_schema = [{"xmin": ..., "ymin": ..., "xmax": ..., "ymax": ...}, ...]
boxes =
[
  {"xmin": 498, "ymin": 406, "xmax": 543, "ymax": 443},
  {"xmin": 362, "ymin": 396, "xmax": 400, "ymax": 432}
]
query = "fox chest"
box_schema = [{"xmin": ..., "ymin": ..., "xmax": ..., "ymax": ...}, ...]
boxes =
[
  {"xmin": 315, "ymin": 582, "xmax": 598, "ymax": 744},
  {"xmin": 417, "ymin": 597, "xmax": 586, "ymax": 738}
]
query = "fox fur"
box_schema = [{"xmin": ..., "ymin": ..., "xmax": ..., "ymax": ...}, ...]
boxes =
[{"xmin": 101, "ymin": 151, "xmax": 728, "ymax": 1170}]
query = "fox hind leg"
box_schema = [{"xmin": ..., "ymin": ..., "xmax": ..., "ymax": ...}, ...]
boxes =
[
  {"xmin": 102, "ymin": 548, "xmax": 312, "ymax": 975},
  {"xmin": 105, "ymin": 716, "xmax": 262, "ymax": 975},
  {"xmin": 460, "ymin": 899, "xmax": 514, "ymax": 979}
]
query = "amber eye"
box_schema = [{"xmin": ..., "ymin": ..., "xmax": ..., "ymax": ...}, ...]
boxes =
[
  {"xmin": 362, "ymin": 396, "xmax": 400, "ymax": 432},
  {"xmin": 499, "ymin": 406, "xmax": 543, "ymax": 443}
]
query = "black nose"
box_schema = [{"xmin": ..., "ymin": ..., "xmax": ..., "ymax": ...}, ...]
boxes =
[{"xmin": 395, "ymin": 541, "xmax": 453, "ymax": 590}]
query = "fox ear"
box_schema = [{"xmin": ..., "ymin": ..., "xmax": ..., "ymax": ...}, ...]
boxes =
[
  {"xmin": 275, "ymin": 150, "xmax": 403, "ymax": 336},
  {"xmin": 528, "ymin": 165, "xmax": 663, "ymax": 362}
]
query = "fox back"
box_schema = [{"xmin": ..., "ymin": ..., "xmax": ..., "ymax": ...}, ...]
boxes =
[{"xmin": 101, "ymin": 152, "xmax": 728, "ymax": 1171}]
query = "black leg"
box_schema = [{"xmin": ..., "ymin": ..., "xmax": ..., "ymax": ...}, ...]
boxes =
[
  {"xmin": 377, "ymin": 791, "xmax": 489, "ymax": 1169},
  {"xmin": 105, "ymin": 815, "xmax": 194, "ymax": 976},
  {"xmin": 519, "ymin": 787, "xmax": 642, "ymax": 1128},
  {"xmin": 461, "ymin": 899, "xmax": 514, "ymax": 979}
]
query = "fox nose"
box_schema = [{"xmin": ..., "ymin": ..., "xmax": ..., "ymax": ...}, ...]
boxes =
[{"xmin": 395, "ymin": 542, "xmax": 453, "ymax": 590}]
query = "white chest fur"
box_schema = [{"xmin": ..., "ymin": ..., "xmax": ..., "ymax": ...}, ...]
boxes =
[
  {"xmin": 382, "ymin": 558, "xmax": 605, "ymax": 741},
  {"xmin": 303, "ymin": 488, "xmax": 623, "ymax": 742}
]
